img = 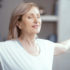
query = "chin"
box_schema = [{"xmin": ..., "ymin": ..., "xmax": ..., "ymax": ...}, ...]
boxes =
[
  {"xmin": 33, "ymin": 30, "xmax": 41, "ymax": 34},
  {"xmin": 31, "ymin": 27, "xmax": 41, "ymax": 34}
]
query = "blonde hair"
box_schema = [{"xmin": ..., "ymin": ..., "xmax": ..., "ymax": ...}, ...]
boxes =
[{"xmin": 8, "ymin": 2, "xmax": 39, "ymax": 40}]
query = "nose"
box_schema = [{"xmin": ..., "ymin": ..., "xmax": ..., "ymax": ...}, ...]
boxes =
[{"xmin": 34, "ymin": 17, "xmax": 38, "ymax": 24}]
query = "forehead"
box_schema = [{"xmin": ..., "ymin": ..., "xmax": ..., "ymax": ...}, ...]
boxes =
[{"xmin": 25, "ymin": 7, "xmax": 40, "ymax": 15}]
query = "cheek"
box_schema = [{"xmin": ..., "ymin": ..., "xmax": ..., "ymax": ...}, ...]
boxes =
[
  {"xmin": 22, "ymin": 22, "xmax": 32, "ymax": 31},
  {"xmin": 21, "ymin": 17, "xmax": 33, "ymax": 31}
]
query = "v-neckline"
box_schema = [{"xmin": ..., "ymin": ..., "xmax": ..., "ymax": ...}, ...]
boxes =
[{"xmin": 16, "ymin": 39, "xmax": 42, "ymax": 58}]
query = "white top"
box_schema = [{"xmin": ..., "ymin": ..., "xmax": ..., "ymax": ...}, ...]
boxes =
[{"xmin": 0, "ymin": 39, "xmax": 55, "ymax": 70}]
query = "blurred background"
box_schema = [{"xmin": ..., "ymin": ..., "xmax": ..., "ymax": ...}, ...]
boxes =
[{"xmin": 0, "ymin": 0, "xmax": 70, "ymax": 70}]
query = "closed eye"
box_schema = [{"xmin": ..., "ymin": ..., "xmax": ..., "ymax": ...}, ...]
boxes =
[{"xmin": 28, "ymin": 16, "xmax": 33, "ymax": 19}]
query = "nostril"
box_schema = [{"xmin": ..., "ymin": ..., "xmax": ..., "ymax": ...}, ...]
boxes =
[{"xmin": 34, "ymin": 22, "xmax": 38, "ymax": 24}]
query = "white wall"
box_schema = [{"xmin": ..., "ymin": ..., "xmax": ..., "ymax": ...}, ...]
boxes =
[
  {"xmin": 58, "ymin": 0, "xmax": 70, "ymax": 42},
  {"xmin": 0, "ymin": 0, "xmax": 23, "ymax": 40}
]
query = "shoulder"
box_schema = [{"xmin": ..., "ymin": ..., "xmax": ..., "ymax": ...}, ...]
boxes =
[
  {"xmin": 0, "ymin": 40, "xmax": 16, "ymax": 52},
  {"xmin": 0, "ymin": 40, "xmax": 16, "ymax": 46},
  {"xmin": 36, "ymin": 38, "xmax": 55, "ymax": 45},
  {"xmin": 36, "ymin": 38, "xmax": 55, "ymax": 48}
]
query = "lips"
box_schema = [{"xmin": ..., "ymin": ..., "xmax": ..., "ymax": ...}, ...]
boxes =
[{"xmin": 32, "ymin": 25, "xmax": 39, "ymax": 28}]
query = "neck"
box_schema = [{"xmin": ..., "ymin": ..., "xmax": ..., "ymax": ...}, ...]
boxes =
[
  {"xmin": 18, "ymin": 33, "xmax": 40, "ymax": 56},
  {"xmin": 18, "ymin": 33, "xmax": 37, "ymax": 45}
]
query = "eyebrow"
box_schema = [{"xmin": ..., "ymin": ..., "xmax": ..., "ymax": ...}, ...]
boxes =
[{"xmin": 27, "ymin": 13, "xmax": 40, "ymax": 16}]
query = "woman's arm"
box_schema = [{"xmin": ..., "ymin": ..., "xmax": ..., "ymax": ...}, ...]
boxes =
[{"xmin": 54, "ymin": 39, "xmax": 70, "ymax": 56}]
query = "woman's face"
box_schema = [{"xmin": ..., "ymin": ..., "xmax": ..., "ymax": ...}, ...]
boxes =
[{"xmin": 19, "ymin": 7, "xmax": 42, "ymax": 35}]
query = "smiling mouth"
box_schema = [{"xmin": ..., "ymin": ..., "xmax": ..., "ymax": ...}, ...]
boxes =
[{"xmin": 32, "ymin": 25, "xmax": 40, "ymax": 28}]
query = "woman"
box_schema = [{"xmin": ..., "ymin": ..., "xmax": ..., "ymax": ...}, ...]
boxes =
[{"xmin": 0, "ymin": 2, "xmax": 70, "ymax": 70}]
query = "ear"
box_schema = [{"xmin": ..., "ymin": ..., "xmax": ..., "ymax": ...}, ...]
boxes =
[{"xmin": 16, "ymin": 22, "xmax": 22, "ymax": 29}]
